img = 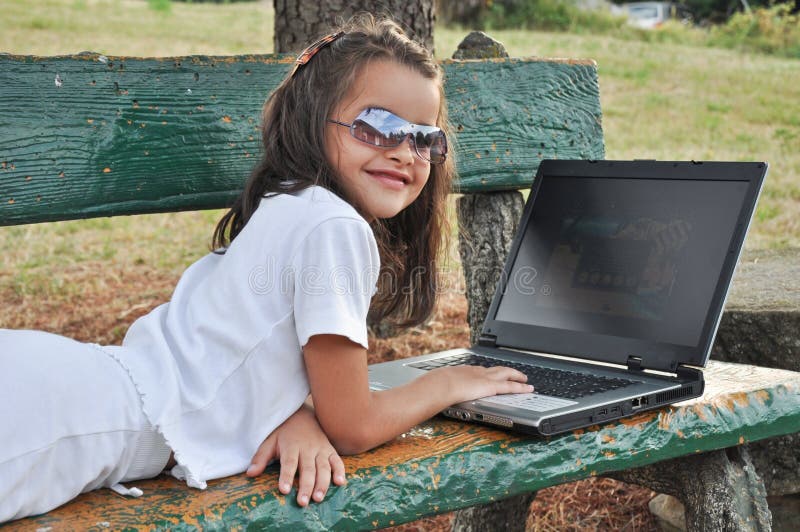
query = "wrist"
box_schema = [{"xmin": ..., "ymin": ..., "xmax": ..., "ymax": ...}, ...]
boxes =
[{"xmin": 424, "ymin": 367, "xmax": 460, "ymax": 406}]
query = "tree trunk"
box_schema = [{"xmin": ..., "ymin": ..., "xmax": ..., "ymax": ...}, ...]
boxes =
[
  {"xmin": 451, "ymin": 31, "xmax": 534, "ymax": 532},
  {"xmin": 273, "ymin": 0, "xmax": 435, "ymax": 53}
]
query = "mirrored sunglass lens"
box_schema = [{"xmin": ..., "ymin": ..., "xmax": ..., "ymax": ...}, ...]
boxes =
[
  {"xmin": 352, "ymin": 120, "xmax": 390, "ymax": 146},
  {"xmin": 351, "ymin": 109, "xmax": 447, "ymax": 163}
]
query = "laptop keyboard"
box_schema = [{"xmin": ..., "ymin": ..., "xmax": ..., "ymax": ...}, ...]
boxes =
[{"xmin": 409, "ymin": 353, "xmax": 637, "ymax": 400}]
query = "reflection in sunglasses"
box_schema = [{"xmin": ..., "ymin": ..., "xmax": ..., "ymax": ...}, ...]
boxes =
[{"xmin": 329, "ymin": 107, "xmax": 447, "ymax": 164}]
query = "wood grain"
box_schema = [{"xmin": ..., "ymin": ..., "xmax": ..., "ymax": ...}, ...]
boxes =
[{"xmin": 0, "ymin": 54, "xmax": 603, "ymax": 225}]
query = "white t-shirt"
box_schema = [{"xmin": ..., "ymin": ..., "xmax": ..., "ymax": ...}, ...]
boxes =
[{"xmin": 103, "ymin": 186, "xmax": 380, "ymax": 488}]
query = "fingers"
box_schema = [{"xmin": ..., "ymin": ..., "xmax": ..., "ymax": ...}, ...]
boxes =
[
  {"xmin": 311, "ymin": 453, "xmax": 333, "ymax": 503},
  {"xmin": 278, "ymin": 452, "xmax": 299, "ymax": 497},
  {"xmin": 247, "ymin": 434, "xmax": 277, "ymax": 477},
  {"xmin": 330, "ymin": 453, "xmax": 347, "ymax": 487},
  {"xmin": 466, "ymin": 365, "xmax": 534, "ymax": 394},
  {"xmin": 295, "ymin": 451, "xmax": 317, "ymax": 507}
]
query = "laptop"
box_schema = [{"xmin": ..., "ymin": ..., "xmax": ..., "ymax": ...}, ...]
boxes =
[{"xmin": 368, "ymin": 160, "xmax": 767, "ymax": 436}]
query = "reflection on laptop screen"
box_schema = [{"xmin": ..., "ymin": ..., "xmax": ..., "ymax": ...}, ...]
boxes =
[{"xmin": 495, "ymin": 176, "xmax": 750, "ymax": 347}]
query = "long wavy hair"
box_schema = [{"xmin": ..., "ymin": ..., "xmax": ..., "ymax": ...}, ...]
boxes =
[{"xmin": 212, "ymin": 14, "xmax": 455, "ymax": 328}]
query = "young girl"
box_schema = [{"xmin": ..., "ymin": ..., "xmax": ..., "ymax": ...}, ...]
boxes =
[{"xmin": 0, "ymin": 15, "xmax": 532, "ymax": 523}]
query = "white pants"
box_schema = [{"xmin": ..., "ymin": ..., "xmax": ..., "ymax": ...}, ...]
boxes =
[{"xmin": 0, "ymin": 329, "xmax": 172, "ymax": 523}]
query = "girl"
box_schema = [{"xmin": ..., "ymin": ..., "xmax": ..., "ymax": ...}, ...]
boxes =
[{"xmin": 0, "ymin": 15, "xmax": 532, "ymax": 523}]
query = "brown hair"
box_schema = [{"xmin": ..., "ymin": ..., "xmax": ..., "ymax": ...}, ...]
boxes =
[{"xmin": 212, "ymin": 14, "xmax": 454, "ymax": 328}]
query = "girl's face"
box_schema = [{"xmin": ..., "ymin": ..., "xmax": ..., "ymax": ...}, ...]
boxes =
[{"xmin": 325, "ymin": 59, "xmax": 441, "ymax": 222}]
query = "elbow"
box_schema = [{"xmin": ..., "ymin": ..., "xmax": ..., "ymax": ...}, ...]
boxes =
[{"xmin": 327, "ymin": 426, "xmax": 375, "ymax": 456}]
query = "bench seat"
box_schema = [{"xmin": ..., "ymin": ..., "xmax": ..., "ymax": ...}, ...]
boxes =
[{"xmin": 8, "ymin": 361, "xmax": 799, "ymax": 530}]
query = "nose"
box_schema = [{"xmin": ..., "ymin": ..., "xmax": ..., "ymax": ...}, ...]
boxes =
[{"xmin": 385, "ymin": 133, "xmax": 416, "ymax": 164}]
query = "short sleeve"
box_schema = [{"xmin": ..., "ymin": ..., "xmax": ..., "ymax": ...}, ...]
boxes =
[{"xmin": 291, "ymin": 217, "xmax": 380, "ymax": 349}]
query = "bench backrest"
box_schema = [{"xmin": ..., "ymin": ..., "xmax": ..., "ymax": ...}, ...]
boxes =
[{"xmin": 0, "ymin": 53, "xmax": 603, "ymax": 226}]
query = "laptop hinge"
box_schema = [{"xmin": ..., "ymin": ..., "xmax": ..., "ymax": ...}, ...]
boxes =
[
  {"xmin": 477, "ymin": 334, "xmax": 497, "ymax": 347},
  {"xmin": 627, "ymin": 356, "xmax": 645, "ymax": 372},
  {"xmin": 676, "ymin": 363, "xmax": 704, "ymax": 382}
]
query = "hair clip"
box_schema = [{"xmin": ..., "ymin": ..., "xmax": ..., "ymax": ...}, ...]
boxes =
[{"xmin": 290, "ymin": 31, "xmax": 344, "ymax": 78}]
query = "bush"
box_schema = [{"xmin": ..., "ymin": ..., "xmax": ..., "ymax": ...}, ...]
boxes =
[
  {"xmin": 709, "ymin": 4, "xmax": 800, "ymax": 58},
  {"xmin": 439, "ymin": 0, "xmax": 628, "ymax": 33}
]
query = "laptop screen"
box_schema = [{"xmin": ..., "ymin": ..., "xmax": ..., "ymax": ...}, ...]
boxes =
[{"xmin": 494, "ymin": 175, "xmax": 750, "ymax": 348}]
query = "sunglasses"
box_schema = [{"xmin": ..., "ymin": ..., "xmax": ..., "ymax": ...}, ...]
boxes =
[{"xmin": 328, "ymin": 108, "xmax": 448, "ymax": 165}]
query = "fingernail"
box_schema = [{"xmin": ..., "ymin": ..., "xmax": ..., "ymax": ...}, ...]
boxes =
[
  {"xmin": 314, "ymin": 490, "xmax": 323, "ymax": 500},
  {"xmin": 299, "ymin": 494, "xmax": 309, "ymax": 505},
  {"xmin": 335, "ymin": 474, "xmax": 346, "ymax": 484},
  {"xmin": 528, "ymin": 385, "xmax": 534, "ymax": 391},
  {"xmin": 246, "ymin": 464, "xmax": 257, "ymax": 475},
  {"xmin": 280, "ymin": 481, "xmax": 290, "ymax": 492}
]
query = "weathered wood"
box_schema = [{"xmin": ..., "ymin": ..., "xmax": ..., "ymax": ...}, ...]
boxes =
[
  {"xmin": 456, "ymin": 192, "xmax": 525, "ymax": 345},
  {"xmin": 712, "ymin": 248, "xmax": 800, "ymax": 497},
  {"xmin": 452, "ymin": 32, "xmax": 532, "ymax": 532},
  {"xmin": 0, "ymin": 53, "xmax": 603, "ymax": 225},
  {"xmin": 8, "ymin": 361, "xmax": 800, "ymax": 530},
  {"xmin": 608, "ymin": 446, "xmax": 772, "ymax": 531}
]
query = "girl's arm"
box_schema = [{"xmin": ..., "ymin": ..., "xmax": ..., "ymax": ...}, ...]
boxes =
[
  {"xmin": 304, "ymin": 334, "xmax": 533, "ymax": 455},
  {"xmin": 247, "ymin": 402, "xmax": 346, "ymax": 506}
]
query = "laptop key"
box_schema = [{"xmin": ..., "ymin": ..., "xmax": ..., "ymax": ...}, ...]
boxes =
[{"xmin": 415, "ymin": 354, "xmax": 636, "ymax": 400}]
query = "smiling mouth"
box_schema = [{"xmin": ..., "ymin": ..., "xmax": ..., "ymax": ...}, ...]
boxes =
[{"xmin": 368, "ymin": 170, "xmax": 409, "ymax": 185}]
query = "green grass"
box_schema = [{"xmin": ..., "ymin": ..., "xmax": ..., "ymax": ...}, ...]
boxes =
[{"xmin": 0, "ymin": 0, "xmax": 798, "ymax": 298}]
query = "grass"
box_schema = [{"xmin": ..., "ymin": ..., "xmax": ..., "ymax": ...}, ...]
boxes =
[{"xmin": 0, "ymin": 0, "xmax": 797, "ymax": 314}]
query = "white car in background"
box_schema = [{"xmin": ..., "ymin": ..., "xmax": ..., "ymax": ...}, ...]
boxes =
[{"xmin": 617, "ymin": 2, "xmax": 693, "ymax": 29}]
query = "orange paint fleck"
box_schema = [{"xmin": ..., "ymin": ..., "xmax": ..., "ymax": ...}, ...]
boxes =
[
  {"xmin": 692, "ymin": 404, "xmax": 709, "ymax": 422},
  {"xmin": 25, "ymin": 176, "xmax": 31, "ymax": 181},
  {"xmin": 603, "ymin": 451, "xmax": 615, "ymax": 459},
  {"xmin": 618, "ymin": 411, "xmax": 657, "ymax": 427},
  {"xmin": 573, "ymin": 429, "xmax": 585, "ymax": 439},
  {"xmin": 576, "ymin": 458, "xmax": 582, "ymax": 466},
  {"xmin": 103, "ymin": 168, "xmax": 112, "ymax": 173},
  {"xmin": 222, "ymin": 116, "xmax": 232, "ymax": 123},
  {"xmin": 8, "ymin": 199, "xmax": 14, "ymax": 204},
  {"xmin": 753, "ymin": 390, "xmax": 770, "ymax": 405},
  {"xmin": 601, "ymin": 434, "xmax": 615, "ymax": 444},
  {"xmin": 87, "ymin": 119, "xmax": 94, "ymax": 124},
  {"xmin": 475, "ymin": 153, "xmax": 482, "ymax": 159},
  {"xmin": 676, "ymin": 430, "xmax": 685, "ymax": 438},
  {"xmin": 58, "ymin": 171, "xmax": 65, "ymax": 178},
  {"xmin": 739, "ymin": 436, "xmax": 745, "ymax": 445}
]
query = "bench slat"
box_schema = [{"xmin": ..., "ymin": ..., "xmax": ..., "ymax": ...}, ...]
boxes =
[
  {"xmin": 9, "ymin": 361, "xmax": 799, "ymax": 531},
  {"xmin": 0, "ymin": 54, "xmax": 603, "ymax": 226}
]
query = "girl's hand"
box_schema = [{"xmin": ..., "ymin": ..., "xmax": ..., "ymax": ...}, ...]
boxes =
[
  {"xmin": 246, "ymin": 403, "xmax": 346, "ymax": 507},
  {"xmin": 430, "ymin": 364, "xmax": 534, "ymax": 404}
]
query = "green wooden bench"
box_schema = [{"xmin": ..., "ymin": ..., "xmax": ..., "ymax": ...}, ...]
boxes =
[{"xmin": 2, "ymin": 32, "xmax": 799, "ymax": 531}]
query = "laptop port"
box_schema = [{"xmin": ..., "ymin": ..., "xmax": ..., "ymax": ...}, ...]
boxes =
[
  {"xmin": 474, "ymin": 413, "xmax": 484, "ymax": 421},
  {"xmin": 632, "ymin": 396, "xmax": 650, "ymax": 410},
  {"xmin": 598, "ymin": 408, "xmax": 608, "ymax": 416}
]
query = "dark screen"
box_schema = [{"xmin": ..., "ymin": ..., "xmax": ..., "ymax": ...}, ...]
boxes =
[{"xmin": 494, "ymin": 176, "xmax": 750, "ymax": 347}]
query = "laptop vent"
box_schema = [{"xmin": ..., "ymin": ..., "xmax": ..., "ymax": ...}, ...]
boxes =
[{"xmin": 656, "ymin": 387, "xmax": 694, "ymax": 404}]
